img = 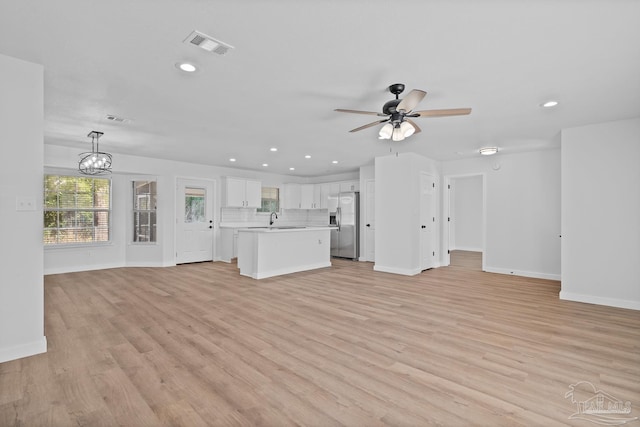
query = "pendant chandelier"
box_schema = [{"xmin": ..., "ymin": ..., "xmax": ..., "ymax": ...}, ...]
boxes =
[{"xmin": 79, "ymin": 131, "xmax": 112, "ymax": 175}]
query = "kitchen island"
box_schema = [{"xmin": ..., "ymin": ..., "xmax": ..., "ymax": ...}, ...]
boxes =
[{"xmin": 237, "ymin": 226, "xmax": 332, "ymax": 279}]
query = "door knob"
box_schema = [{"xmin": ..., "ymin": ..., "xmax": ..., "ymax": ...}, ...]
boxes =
[
  {"xmin": 209, "ymin": 226, "xmax": 213, "ymax": 229},
  {"xmin": 366, "ymin": 224, "xmax": 371, "ymax": 227},
  {"xmin": 421, "ymin": 225, "xmax": 426, "ymax": 229},
  {"xmin": 209, "ymin": 220, "xmax": 213, "ymax": 223}
]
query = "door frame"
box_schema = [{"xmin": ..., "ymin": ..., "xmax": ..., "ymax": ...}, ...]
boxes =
[
  {"xmin": 363, "ymin": 178, "xmax": 375, "ymax": 262},
  {"xmin": 442, "ymin": 173, "xmax": 486, "ymax": 270},
  {"xmin": 419, "ymin": 172, "xmax": 437, "ymax": 271},
  {"xmin": 174, "ymin": 176, "xmax": 217, "ymax": 264}
]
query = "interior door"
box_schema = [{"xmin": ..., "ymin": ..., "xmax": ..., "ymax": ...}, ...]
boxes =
[
  {"xmin": 176, "ymin": 178, "xmax": 214, "ymax": 264},
  {"xmin": 365, "ymin": 179, "xmax": 375, "ymax": 262},
  {"xmin": 420, "ymin": 173, "xmax": 435, "ymax": 270}
]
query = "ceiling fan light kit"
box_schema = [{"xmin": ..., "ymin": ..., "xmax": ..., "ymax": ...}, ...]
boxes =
[{"xmin": 336, "ymin": 83, "xmax": 471, "ymax": 142}]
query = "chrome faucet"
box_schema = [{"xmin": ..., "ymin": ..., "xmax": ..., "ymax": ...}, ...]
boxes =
[{"xmin": 269, "ymin": 211, "xmax": 278, "ymax": 225}]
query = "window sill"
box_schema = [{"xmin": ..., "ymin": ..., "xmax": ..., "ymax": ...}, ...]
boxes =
[{"xmin": 44, "ymin": 242, "xmax": 114, "ymax": 250}]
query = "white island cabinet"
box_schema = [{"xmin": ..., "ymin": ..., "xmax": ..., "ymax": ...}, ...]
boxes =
[{"xmin": 237, "ymin": 227, "xmax": 331, "ymax": 279}]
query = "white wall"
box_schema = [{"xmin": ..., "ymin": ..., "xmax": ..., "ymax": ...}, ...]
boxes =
[
  {"xmin": 450, "ymin": 175, "xmax": 483, "ymax": 251},
  {"xmin": 561, "ymin": 117, "xmax": 640, "ymax": 310},
  {"xmin": 0, "ymin": 54, "xmax": 47, "ymax": 363},
  {"xmin": 442, "ymin": 149, "xmax": 561, "ymax": 280},
  {"xmin": 44, "ymin": 144, "xmax": 310, "ymax": 274},
  {"xmin": 375, "ymin": 153, "xmax": 440, "ymax": 275}
]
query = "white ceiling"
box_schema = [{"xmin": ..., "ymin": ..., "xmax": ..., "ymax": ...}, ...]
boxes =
[{"xmin": 1, "ymin": 0, "xmax": 639, "ymax": 177}]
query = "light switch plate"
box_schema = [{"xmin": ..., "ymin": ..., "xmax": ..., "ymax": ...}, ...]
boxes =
[{"xmin": 16, "ymin": 197, "xmax": 37, "ymax": 211}]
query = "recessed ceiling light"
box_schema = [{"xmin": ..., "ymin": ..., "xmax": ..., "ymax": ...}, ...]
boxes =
[
  {"xmin": 479, "ymin": 147, "xmax": 499, "ymax": 156},
  {"xmin": 270, "ymin": 147, "xmax": 278, "ymax": 152},
  {"xmin": 541, "ymin": 100, "xmax": 559, "ymax": 108},
  {"xmin": 332, "ymin": 160, "xmax": 339, "ymax": 164},
  {"xmin": 176, "ymin": 62, "xmax": 197, "ymax": 73},
  {"xmin": 262, "ymin": 163, "xmax": 268, "ymax": 167},
  {"xmin": 304, "ymin": 155, "xmax": 311, "ymax": 159},
  {"xmin": 229, "ymin": 158, "xmax": 236, "ymax": 162},
  {"xmin": 289, "ymin": 167, "xmax": 295, "ymax": 171}
]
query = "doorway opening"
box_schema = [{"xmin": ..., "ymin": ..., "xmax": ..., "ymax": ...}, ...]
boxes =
[{"xmin": 444, "ymin": 174, "xmax": 485, "ymax": 271}]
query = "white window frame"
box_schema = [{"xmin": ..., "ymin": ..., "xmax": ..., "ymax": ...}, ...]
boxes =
[
  {"xmin": 132, "ymin": 179, "xmax": 158, "ymax": 244},
  {"xmin": 44, "ymin": 173, "xmax": 112, "ymax": 247}
]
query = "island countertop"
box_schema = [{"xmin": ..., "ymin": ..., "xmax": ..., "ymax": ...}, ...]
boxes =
[
  {"xmin": 237, "ymin": 226, "xmax": 332, "ymax": 279},
  {"xmin": 237, "ymin": 226, "xmax": 336, "ymax": 233}
]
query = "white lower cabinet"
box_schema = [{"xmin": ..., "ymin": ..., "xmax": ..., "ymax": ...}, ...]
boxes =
[{"xmin": 220, "ymin": 228, "xmax": 240, "ymax": 262}]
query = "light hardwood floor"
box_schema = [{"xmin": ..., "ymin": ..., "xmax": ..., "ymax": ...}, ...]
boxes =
[{"xmin": 1, "ymin": 255, "xmax": 639, "ymax": 426}]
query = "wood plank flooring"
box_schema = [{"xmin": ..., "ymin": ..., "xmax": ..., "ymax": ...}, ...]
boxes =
[{"xmin": 1, "ymin": 255, "xmax": 639, "ymax": 426}]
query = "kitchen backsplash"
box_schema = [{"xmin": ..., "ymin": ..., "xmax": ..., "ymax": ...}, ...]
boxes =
[{"xmin": 221, "ymin": 207, "xmax": 328, "ymax": 226}]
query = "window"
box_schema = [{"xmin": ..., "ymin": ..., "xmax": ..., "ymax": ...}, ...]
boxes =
[
  {"xmin": 257, "ymin": 187, "xmax": 279, "ymax": 212},
  {"xmin": 184, "ymin": 187, "xmax": 206, "ymax": 222},
  {"xmin": 133, "ymin": 180, "xmax": 157, "ymax": 243},
  {"xmin": 44, "ymin": 175, "xmax": 111, "ymax": 245}
]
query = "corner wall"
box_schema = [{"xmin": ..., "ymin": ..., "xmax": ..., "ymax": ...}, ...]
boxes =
[
  {"xmin": 0, "ymin": 54, "xmax": 46, "ymax": 363},
  {"xmin": 560, "ymin": 117, "xmax": 640, "ymax": 310}
]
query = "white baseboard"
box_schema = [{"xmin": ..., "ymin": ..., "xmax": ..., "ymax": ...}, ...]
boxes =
[
  {"xmin": 484, "ymin": 266, "xmax": 561, "ymax": 281},
  {"xmin": 0, "ymin": 336, "xmax": 47, "ymax": 364},
  {"xmin": 560, "ymin": 291, "xmax": 640, "ymax": 311},
  {"xmin": 373, "ymin": 264, "xmax": 422, "ymax": 276},
  {"xmin": 242, "ymin": 261, "xmax": 332, "ymax": 280},
  {"xmin": 450, "ymin": 246, "xmax": 483, "ymax": 252},
  {"xmin": 44, "ymin": 262, "xmax": 124, "ymax": 275}
]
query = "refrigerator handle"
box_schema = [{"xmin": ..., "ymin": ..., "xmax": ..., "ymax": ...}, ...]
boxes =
[{"xmin": 336, "ymin": 206, "xmax": 341, "ymax": 231}]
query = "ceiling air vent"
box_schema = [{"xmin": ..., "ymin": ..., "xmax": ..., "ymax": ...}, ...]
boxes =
[
  {"xmin": 183, "ymin": 30, "xmax": 234, "ymax": 55},
  {"xmin": 105, "ymin": 114, "xmax": 130, "ymax": 124}
]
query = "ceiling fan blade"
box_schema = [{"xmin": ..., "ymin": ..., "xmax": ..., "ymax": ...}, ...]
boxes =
[
  {"xmin": 349, "ymin": 119, "xmax": 389, "ymax": 133},
  {"xmin": 405, "ymin": 119, "xmax": 422, "ymax": 134},
  {"xmin": 396, "ymin": 89, "xmax": 427, "ymax": 113},
  {"xmin": 334, "ymin": 108, "xmax": 385, "ymax": 116},
  {"xmin": 411, "ymin": 108, "xmax": 472, "ymax": 117}
]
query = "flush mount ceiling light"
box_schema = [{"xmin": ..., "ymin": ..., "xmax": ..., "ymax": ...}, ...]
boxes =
[
  {"xmin": 270, "ymin": 147, "xmax": 278, "ymax": 152},
  {"xmin": 79, "ymin": 131, "xmax": 112, "ymax": 175},
  {"xmin": 262, "ymin": 163, "xmax": 268, "ymax": 167},
  {"xmin": 479, "ymin": 147, "xmax": 499, "ymax": 156},
  {"xmin": 541, "ymin": 100, "xmax": 559, "ymax": 108},
  {"xmin": 304, "ymin": 155, "xmax": 311, "ymax": 159},
  {"xmin": 332, "ymin": 160, "xmax": 339, "ymax": 164},
  {"xmin": 183, "ymin": 30, "xmax": 234, "ymax": 55},
  {"xmin": 229, "ymin": 158, "xmax": 236, "ymax": 162},
  {"xmin": 289, "ymin": 167, "xmax": 295, "ymax": 171},
  {"xmin": 175, "ymin": 62, "xmax": 197, "ymax": 72}
]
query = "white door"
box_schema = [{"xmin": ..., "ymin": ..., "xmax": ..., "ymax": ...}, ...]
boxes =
[
  {"xmin": 420, "ymin": 173, "xmax": 435, "ymax": 270},
  {"xmin": 176, "ymin": 178, "xmax": 214, "ymax": 264},
  {"xmin": 365, "ymin": 179, "xmax": 375, "ymax": 262}
]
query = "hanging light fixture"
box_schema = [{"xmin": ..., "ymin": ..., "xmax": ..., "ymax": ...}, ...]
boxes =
[{"xmin": 78, "ymin": 131, "xmax": 112, "ymax": 175}]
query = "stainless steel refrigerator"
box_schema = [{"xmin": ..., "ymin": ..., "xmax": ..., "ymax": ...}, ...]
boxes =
[{"xmin": 328, "ymin": 192, "xmax": 359, "ymax": 259}]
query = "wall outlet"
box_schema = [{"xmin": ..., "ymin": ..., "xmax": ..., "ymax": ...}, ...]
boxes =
[{"xmin": 16, "ymin": 197, "xmax": 36, "ymax": 211}]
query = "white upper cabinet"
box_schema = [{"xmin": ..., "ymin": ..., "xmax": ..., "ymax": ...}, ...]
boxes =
[
  {"xmin": 301, "ymin": 184, "xmax": 322, "ymax": 209},
  {"xmin": 224, "ymin": 177, "xmax": 262, "ymax": 208},
  {"xmin": 284, "ymin": 180, "xmax": 358, "ymax": 209},
  {"xmin": 283, "ymin": 183, "xmax": 301, "ymax": 209},
  {"xmin": 340, "ymin": 180, "xmax": 359, "ymax": 192}
]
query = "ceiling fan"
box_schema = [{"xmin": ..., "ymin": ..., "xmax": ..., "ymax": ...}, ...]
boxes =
[{"xmin": 335, "ymin": 83, "xmax": 471, "ymax": 141}]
